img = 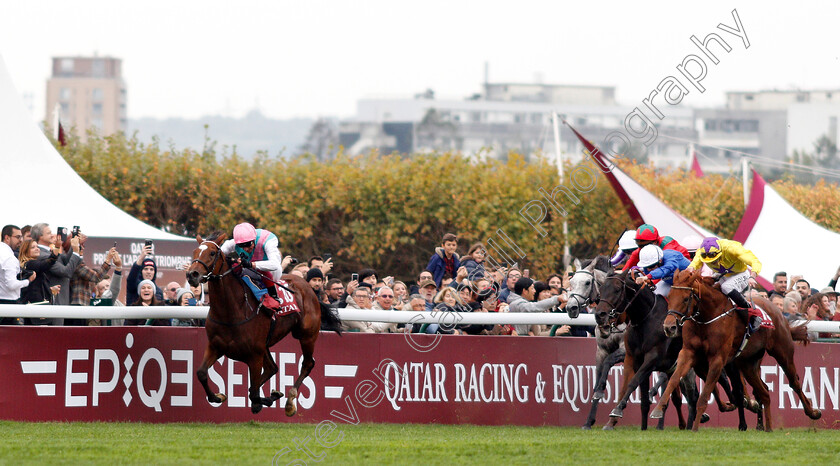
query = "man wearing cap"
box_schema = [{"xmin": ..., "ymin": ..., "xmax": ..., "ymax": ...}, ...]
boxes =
[
  {"xmin": 688, "ymin": 237, "xmax": 763, "ymax": 333},
  {"xmin": 127, "ymin": 243, "xmax": 164, "ymax": 307},
  {"xmin": 417, "ymin": 279, "xmax": 437, "ymax": 312},
  {"xmin": 507, "ymin": 277, "xmax": 562, "ymax": 336}
]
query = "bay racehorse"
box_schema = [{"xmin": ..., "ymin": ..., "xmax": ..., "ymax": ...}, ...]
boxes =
[
  {"xmin": 595, "ymin": 270, "xmax": 730, "ymax": 430},
  {"xmin": 186, "ymin": 233, "xmax": 342, "ymax": 415},
  {"xmin": 567, "ymin": 256, "xmax": 628, "ymax": 430},
  {"xmin": 650, "ymin": 269, "xmax": 821, "ymax": 431}
]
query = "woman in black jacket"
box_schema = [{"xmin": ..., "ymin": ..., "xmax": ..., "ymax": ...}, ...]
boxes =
[{"xmin": 18, "ymin": 239, "xmax": 58, "ymax": 305}]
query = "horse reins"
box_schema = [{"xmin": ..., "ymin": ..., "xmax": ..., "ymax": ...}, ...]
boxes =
[{"xmin": 669, "ymin": 284, "xmax": 736, "ymax": 326}]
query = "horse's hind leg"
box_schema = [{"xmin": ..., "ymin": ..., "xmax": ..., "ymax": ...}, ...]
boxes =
[
  {"xmin": 260, "ymin": 350, "xmax": 282, "ymax": 404},
  {"xmin": 197, "ymin": 346, "xmax": 226, "ymax": 404},
  {"xmin": 769, "ymin": 344, "xmax": 822, "ymax": 422},
  {"xmin": 247, "ymin": 355, "xmax": 273, "ymax": 414},
  {"xmin": 724, "ymin": 363, "xmax": 748, "ymax": 431},
  {"xmin": 739, "ymin": 360, "xmax": 772, "ymax": 431},
  {"xmin": 286, "ymin": 335, "xmax": 317, "ymax": 417}
]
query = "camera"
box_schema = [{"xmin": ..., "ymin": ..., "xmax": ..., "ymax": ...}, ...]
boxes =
[
  {"xmin": 72, "ymin": 226, "xmax": 81, "ymax": 238},
  {"xmin": 351, "ymin": 273, "xmax": 359, "ymax": 282},
  {"xmin": 145, "ymin": 239, "xmax": 153, "ymax": 247},
  {"xmin": 56, "ymin": 226, "xmax": 68, "ymax": 244},
  {"xmin": 289, "ymin": 257, "xmax": 299, "ymax": 266}
]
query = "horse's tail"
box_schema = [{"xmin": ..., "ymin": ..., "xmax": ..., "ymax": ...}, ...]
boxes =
[
  {"xmin": 320, "ymin": 302, "xmax": 343, "ymax": 335},
  {"xmin": 788, "ymin": 320, "xmax": 810, "ymax": 346}
]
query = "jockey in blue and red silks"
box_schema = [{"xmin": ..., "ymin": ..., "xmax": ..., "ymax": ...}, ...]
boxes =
[
  {"xmin": 622, "ymin": 224, "xmax": 690, "ymax": 272},
  {"xmin": 633, "ymin": 244, "xmax": 691, "ymax": 297},
  {"xmin": 220, "ymin": 222, "xmax": 284, "ymax": 310}
]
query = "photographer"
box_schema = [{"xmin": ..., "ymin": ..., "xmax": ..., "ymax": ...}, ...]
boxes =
[{"xmin": 31, "ymin": 224, "xmax": 82, "ymax": 324}]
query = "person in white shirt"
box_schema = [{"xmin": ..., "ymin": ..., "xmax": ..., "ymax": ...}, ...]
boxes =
[{"xmin": 1, "ymin": 225, "xmax": 35, "ymax": 323}]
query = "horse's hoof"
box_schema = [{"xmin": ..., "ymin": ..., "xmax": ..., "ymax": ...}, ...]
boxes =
[
  {"xmin": 209, "ymin": 393, "xmax": 227, "ymax": 404},
  {"xmin": 721, "ymin": 402, "xmax": 736, "ymax": 413},
  {"xmin": 581, "ymin": 425, "xmax": 592, "ymax": 430},
  {"xmin": 609, "ymin": 408, "xmax": 623, "ymax": 418},
  {"xmin": 602, "ymin": 424, "xmax": 614, "ymax": 431},
  {"xmin": 700, "ymin": 413, "xmax": 710, "ymax": 424},
  {"xmin": 738, "ymin": 423, "xmax": 747, "ymax": 431},
  {"xmin": 270, "ymin": 390, "xmax": 282, "ymax": 401},
  {"xmin": 756, "ymin": 423, "xmax": 764, "ymax": 432},
  {"xmin": 593, "ymin": 390, "xmax": 604, "ymax": 401},
  {"xmin": 810, "ymin": 409, "xmax": 822, "ymax": 420},
  {"xmin": 285, "ymin": 388, "xmax": 298, "ymax": 417},
  {"xmin": 251, "ymin": 403, "xmax": 263, "ymax": 414},
  {"xmin": 745, "ymin": 398, "xmax": 761, "ymax": 413},
  {"xmin": 650, "ymin": 407, "xmax": 664, "ymax": 419}
]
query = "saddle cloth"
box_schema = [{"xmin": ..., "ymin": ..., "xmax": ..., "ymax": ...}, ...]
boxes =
[
  {"xmin": 748, "ymin": 305, "xmax": 775, "ymax": 330},
  {"xmin": 258, "ymin": 274, "xmax": 300, "ymax": 317},
  {"xmin": 271, "ymin": 280, "xmax": 300, "ymax": 316}
]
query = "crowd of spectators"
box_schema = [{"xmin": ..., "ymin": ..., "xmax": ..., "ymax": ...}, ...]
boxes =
[
  {"xmin": 0, "ymin": 223, "xmax": 208, "ymax": 327},
  {"xmin": 2, "ymin": 225, "xmax": 839, "ymax": 338}
]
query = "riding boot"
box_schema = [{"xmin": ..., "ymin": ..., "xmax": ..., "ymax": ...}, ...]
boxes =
[{"xmin": 727, "ymin": 290, "xmax": 761, "ymax": 333}]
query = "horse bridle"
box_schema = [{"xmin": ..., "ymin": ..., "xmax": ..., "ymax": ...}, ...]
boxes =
[
  {"xmin": 669, "ymin": 283, "xmax": 735, "ymax": 326},
  {"xmin": 568, "ymin": 270, "xmax": 598, "ymax": 309},
  {"xmin": 191, "ymin": 240, "xmax": 235, "ymax": 282},
  {"xmin": 600, "ymin": 272, "xmax": 656, "ymax": 330}
]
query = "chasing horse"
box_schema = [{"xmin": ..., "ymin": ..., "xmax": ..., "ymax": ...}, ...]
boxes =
[{"xmin": 186, "ymin": 226, "xmax": 342, "ymax": 416}]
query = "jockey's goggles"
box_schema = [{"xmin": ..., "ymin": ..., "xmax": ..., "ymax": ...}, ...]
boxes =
[
  {"xmin": 700, "ymin": 250, "xmax": 722, "ymax": 261},
  {"xmin": 236, "ymin": 240, "xmax": 255, "ymax": 249}
]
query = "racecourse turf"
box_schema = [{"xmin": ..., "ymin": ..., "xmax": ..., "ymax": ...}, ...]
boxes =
[{"xmin": 0, "ymin": 421, "xmax": 837, "ymax": 464}]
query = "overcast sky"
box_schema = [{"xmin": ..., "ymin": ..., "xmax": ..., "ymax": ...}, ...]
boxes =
[{"xmin": 2, "ymin": 1, "xmax": 839, "ymax": 122}]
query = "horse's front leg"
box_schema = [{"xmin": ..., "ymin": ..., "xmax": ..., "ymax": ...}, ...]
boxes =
[
  {"xmin": 609, "ymin": 356, "xmax": 659, "ymax": 427},
  {"xmin": 603, "ymin": 351, "xmax": 635, "ymax": 430},
  {"xmin": 650, "ymin": 349, "xmax": 695, "ymax": 419},
  {"xmin": 196, "ymin": 346, "xmax": 226, "ymax": 404}
]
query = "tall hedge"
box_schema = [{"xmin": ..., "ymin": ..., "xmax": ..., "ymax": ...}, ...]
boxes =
[{"xmin": 55, "ymin": 131, "xmax": 840, "ymax": 280}]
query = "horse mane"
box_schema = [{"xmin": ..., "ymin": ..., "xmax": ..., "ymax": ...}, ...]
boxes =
[
  {"xmin": 205, "ymin": 231, "xmax": 228, "ymax": 244},
  {"xmin": 591, "ymin": 255, "xmax": 611, "ymax": 272}
]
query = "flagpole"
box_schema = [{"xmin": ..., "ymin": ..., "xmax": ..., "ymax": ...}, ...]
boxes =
[
  {"xmin": 53, "ymin": 103, "xmax": 60, "ymax": 140},
  {"xmin": 551, "ymin": 112, "xmax": 571, "ymax": 268},
  {"xmin": 742, "ymin": 157, "xmax": 750, "ymax": 209}
]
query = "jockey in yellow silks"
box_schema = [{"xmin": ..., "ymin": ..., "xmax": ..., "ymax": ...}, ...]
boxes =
[{"xmin": 687, "ymin": 237, "xmax": 763, "ymax": 332}]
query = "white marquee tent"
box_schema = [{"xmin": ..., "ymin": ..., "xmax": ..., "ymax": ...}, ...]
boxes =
[{"xmin": 0, "ymin": 55, "xmax": 188, "ymax": 241}]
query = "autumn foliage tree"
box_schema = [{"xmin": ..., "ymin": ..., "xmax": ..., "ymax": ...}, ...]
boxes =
[{"xmin": 54, "ymin": 131, "xmax": 840, "ymax": 281}]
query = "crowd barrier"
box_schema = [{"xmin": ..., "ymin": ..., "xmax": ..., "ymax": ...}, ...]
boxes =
[
  {"xmin": 1, "ymin": 305, "xmax": 839, "ymax": 332},
  {"xmin": 0, "ymin": 326, "xmax": 836, "ymax": 428}
]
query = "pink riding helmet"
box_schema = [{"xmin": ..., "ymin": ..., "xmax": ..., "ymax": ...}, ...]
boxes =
[{"xmin": 233, "ymin": 223, "xmax": 257, "ymax": 244}]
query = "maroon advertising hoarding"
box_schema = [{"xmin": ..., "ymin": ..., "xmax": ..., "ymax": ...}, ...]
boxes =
[{"xmin": 1, "ymin": 327, "xmax": 836, "ymax": 429}]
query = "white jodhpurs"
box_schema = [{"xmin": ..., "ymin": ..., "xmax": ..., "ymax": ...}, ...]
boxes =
[{"xmin": 720, "ymin": 270, "xmax": 750, "ymax": 295}]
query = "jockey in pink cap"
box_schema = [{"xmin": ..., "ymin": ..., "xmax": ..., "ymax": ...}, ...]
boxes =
[{"xmin": 221, "ymin": 222, "xmax": 284, "ymax": 310}]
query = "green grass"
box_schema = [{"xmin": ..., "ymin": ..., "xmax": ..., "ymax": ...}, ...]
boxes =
[{"xmin": 0, "ymin": 421, "xmax": 838, "ymax": 465}]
